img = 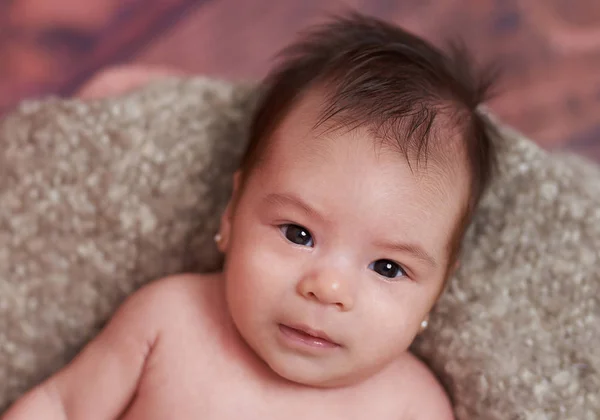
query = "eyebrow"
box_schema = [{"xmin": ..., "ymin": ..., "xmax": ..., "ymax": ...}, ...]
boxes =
[
  {"xmin": 263, "ymin": 193, "xmax": 326, "ymax": 222},
  {"xmin": 375, "ymin": 240, "xmax": 437, "ymax": 269}
]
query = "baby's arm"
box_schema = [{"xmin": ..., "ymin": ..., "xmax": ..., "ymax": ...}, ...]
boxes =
[{"xmin": 2, "ymin": 278, "xmax": 175, "ymax": 420}]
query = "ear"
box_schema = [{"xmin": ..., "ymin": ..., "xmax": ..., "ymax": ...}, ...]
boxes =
[
  {"xmin": 437, "ymin": 259, "xmax": 460, "ymax": 299},
  {"xmin": 217, "ymin": 171, "xmax": 242, "ymax": 253}
]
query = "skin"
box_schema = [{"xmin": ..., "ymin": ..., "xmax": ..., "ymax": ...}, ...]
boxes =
[{"xmin": 3, "ymin": 89, "xmax": 468, "ymax": 420}]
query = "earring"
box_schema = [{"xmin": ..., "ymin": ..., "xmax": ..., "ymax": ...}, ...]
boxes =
[
  {"xmin": 214, "ymin": 233, "xmax": 222, "ymax": 244},
  {"xmin": 420, "ymin": 319, "xmax": 429, "ymax": 331}
]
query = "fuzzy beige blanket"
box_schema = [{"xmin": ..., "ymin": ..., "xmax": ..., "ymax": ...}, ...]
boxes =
[{"xmin": 1, "ymin": 77, "xmax": 598, "ymax": 419}]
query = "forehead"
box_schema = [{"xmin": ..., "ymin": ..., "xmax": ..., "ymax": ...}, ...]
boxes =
[
  {"xmin": 255, "ymin": 87, "xmax": 470, "ymax": 191},
  {"xmin": 258, "ymin": 87, "xmax": 468, "ymax": 170},
  {"xmin": 245, "ymin": 89, "xmax": 470, "ymax": 258}
]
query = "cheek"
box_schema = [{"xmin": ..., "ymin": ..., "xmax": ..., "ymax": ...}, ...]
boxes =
[
  {"xmin": 356, "ymin": 286, "xmax": 430, "ymax": 352},
  {"xmin": 224, "ymin": 217, "xmax": 303, "ymax": 312}
]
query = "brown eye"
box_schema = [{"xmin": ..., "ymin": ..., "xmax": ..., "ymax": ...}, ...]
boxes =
[
  {"xmin": 369, "ymin": 259, "xmax": 406, "ymax": 279},
  {"xmin": 280, "ymin": 224, "xmax": 314, "ymax": 247}
]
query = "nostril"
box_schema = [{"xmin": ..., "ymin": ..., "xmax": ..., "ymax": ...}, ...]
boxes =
[
  {"xmin": 308, "ymin": 291, "xmax": 317, "ymax": 299},
  {"xmin": 335, "ymin": 302, "xmax": 344, "ymax": 310}
]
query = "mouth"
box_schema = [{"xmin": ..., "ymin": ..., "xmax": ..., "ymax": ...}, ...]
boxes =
[{"xmin": 278, "ymin": 324, "xmax": 341, "ymax": 349}]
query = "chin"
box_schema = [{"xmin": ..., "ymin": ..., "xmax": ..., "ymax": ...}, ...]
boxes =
[
  {"xmin": 271, "ymin": 365, "xmax": 340, "ymax": 388},
  {"xmin": 264, "ymin": 355, "xmax": 360, "ymax": 388}
]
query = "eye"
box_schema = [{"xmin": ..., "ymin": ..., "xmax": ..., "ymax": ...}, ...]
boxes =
[
  {"xmin": 279, "ymin": 224, "xmax": 314, "ymax": 247},
  {"xmin": 369, "ymin": 259, "xmax": 407, "ymax": 279}
]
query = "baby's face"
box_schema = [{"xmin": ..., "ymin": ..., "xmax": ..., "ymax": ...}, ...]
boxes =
[{"xmin": 220, "ymin": 91, "xmax": 470, "ymax": 387}]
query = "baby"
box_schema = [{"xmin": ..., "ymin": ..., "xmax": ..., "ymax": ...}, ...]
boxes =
[{"xmin": 3, "ymin": 13, "xmax": 497, "ymax": 420}]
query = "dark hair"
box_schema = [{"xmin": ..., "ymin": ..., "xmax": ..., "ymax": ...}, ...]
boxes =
[{"xmin": 239, "ymin": 13, "xmax": 499, "ymax": 267}]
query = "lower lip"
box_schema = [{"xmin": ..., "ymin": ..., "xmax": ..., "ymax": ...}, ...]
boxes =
[{"xmin": 278, "ymin": 324, "xmax": 340, "ymax": 349}]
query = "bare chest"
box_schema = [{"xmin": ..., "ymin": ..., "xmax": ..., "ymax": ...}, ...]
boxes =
[{"xmin": 119, "ymin": 328, "xmax": 399, "ymax": 420}]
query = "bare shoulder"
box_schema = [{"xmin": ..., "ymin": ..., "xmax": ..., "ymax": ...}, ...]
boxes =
[
  {"xmin": 16, "ymin": 274, "xmax": 224, "ymax": 419},
  {"xmin": 90, "ymin": 272, "xmax": 222, "ymax": 360},
  {"xmin": 388, "ymin": 353, "xmax": 455, "ymax": 420},
  {"xmin": 132, "ymin": 272, "xmax": 222, "ymax": 316},
  {"xmin": 104, "ymin": 274, "xmax": 215, "ymax": 336},
  {"xmin": 136, "ymin": 272, "xmax": 220, "ymax": 302}
]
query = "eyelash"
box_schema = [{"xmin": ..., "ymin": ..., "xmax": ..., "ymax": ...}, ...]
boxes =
[
  {"xmin": 277, "ymin": 223, "xmax": 409, "ymax": 280},
  {"xmin": 279, "ymin": 223, "xmax": 314, "ymax": 247},
  {"xmin": 368, "ymin": 259, "xmax": 408, "ymax": 280}
]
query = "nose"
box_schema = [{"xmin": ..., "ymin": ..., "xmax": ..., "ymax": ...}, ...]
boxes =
[{"xmin": 297, "ymin": 268, "xmax": 355, "ymax": 311}]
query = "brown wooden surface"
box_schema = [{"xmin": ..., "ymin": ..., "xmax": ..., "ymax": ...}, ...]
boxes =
[{"xmin": 1, "ymin": 0, "xmax": 599, "ymax": 161}]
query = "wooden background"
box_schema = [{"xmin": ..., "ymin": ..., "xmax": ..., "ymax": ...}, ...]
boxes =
[{"xmin": 1, "ymin": 0, "xmax": 599, "ymax": 160}]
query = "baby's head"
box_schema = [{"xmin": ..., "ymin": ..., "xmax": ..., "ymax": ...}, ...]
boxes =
[{"xmin": 217, "ymin": 14, "xmax": 497, "ymax": 387}]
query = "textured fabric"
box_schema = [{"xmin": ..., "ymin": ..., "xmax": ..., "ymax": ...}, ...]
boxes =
[
  {"xmin": 413, "ymin": 115, "xmax": 600, "ymax": 419},
  {"xmin": 1, "ymin": 78, "xmax": 598, "ymax": 419}
]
